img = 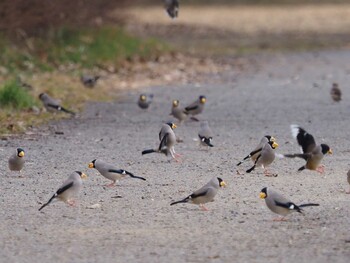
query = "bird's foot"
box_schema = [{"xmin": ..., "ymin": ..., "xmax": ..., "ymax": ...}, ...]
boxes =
[
  {"xmin": 273, "ymin": 217, "xmax": 288, "ymax": 222},
  {"xmin": 174, "ymin": 153, "xmax": 182, "ymax": 158},
  {"xmin": 104, "ymin": 182, "xmax": 115, "ymax": 188},
  {"xmin": 67, "ymin": 200, "xmax": 76, "ymax": 207},
  {"xmin": 199, "ymin": 204, "xmax": 209, "ymax": 211},
  {"xmin": 316, "ymin": 166, "xmax": 325, "ymax": 174}
]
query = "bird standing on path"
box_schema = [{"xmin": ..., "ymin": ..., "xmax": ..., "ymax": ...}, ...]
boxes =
[
  {"xmin": 164, "ymin": 0, "xmax": 179, "ymax": 19},
  {"xmin": 259, "ymin": 187, "xmax": 319, "ymax": 221},
  {"xmin": 237, "ymin": 136, "xmax": 276, "ymax": 167},
  {"xmin": 170, "ymin": 177, "xmax": 226, "ymax": 211},
  {"xmin": 80, "ymin": 75, "xmax": 100, "ymax": 88},
  {"xmin": 283, "ymin": 125, "xmax": 332, "ymax": 173},
  {"xmin": 142, "ymin": 122, "xmax": 180, "ymax": 161},
  {"xmin": 184, "ymin": 95, "xmax": 206, "ymax": 121},
  {"xmin": 330, "ymin": 82, "xmax": 341, "ymax": 102},
  {"xmin": 138, "ymin": 93, "xmax": 154, "ymax": 109},
  {"xmin": 170, "ymin": 99, "xmax": 188, "ymax": 124},
  {"xmin": 198, "ymin": 121, "xmax": 214, "ymax": 148},
  {"xmin": 246, "ymin": 139, "xmax": 279, "ymax": 176},
  {"xmin": 8, "ymin": 148, "xmax": 25, "ymax": 176},
  {"xmin": 39, "ymin": 171, "xmax": 87, "ymax": 211},
  {"xmin": 39, "ymin": 93, "xmax": 75, "ymax": 115},
  {"xmin": 88, "ymin": 159, "xmax": 146, "ymax": 187}
]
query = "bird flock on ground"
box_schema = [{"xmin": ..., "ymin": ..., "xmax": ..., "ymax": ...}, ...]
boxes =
[
  {"xmin": 4, "ymin": 2, "xmax": 348, "ymax": 221},
  {"xmin": 6, "ymin": 76, "xmax": 348, "ymax": 221}
]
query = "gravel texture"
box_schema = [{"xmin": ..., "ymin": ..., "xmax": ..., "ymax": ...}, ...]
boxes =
[{"xmin": 0, "ymin": 50, "xmax": 350, "ymax": 263}]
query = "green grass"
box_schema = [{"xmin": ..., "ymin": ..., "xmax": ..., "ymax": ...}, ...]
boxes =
[
  {"xmin": 0, "ymin": 27, "xmax": 167, "ymax": 73},
  {"xmin": 0, "ymin": 79, "xmax": 36, "ymax": 109}
]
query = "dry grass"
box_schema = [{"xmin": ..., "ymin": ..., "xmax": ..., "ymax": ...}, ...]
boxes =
[{"xmin": 125, "ymin": 4, "xmax": 350, "ymax": 35}]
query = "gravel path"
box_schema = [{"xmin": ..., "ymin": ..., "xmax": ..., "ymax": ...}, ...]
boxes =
[{"xmin": 1, "ymin": 50, "xmax": 349, "ymax": 263}]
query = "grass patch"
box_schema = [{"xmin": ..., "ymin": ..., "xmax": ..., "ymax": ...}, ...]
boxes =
[
  {"xmin": 0, "ymin": 79, "xmax": 36, "ymax": 109},
  {"xmin": 0, "ymin": 27, "xmax": 167, "ymax": 73}
]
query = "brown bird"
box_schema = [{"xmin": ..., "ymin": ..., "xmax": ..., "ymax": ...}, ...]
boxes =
[{"xmin": 330, "ymin": 83, "xmax": 341, "ymax": 102}]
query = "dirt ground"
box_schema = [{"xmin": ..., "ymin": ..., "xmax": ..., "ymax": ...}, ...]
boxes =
[
  {"xmin": 0, "ymin": 49, "xmax": 349, "ymax": 262},
  {"xmin": 1, "ymin": 3, "xmax": 350, "ymax": 263}
]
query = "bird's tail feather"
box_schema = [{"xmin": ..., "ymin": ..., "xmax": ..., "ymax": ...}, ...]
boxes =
[
  {"xmin": 142, "ymin": 149, "xmax": 156, "ymax": 155},
  {"xmin": 125, "ymin": 171, "xmax": 146, "ymax": 181},
  {"xmin": 170, "ymin": 197, "xmax": 189, "ymax": 206},
  {"xmin": 299, "ymin": 203, "xmax": 319, "ymax": 208},
  {"xmin": 246, "ymin": 165, "xmax": 255, "ymax": 173},
  {"xmin": 38, "ymin": 194, "xmax": 56, "ymax": 211},
  {"xmin": 60, "ymin": 107, "xmax": 75, "ymax": 115}
]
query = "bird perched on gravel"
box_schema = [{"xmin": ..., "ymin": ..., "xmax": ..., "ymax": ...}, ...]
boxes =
[
  {"xmin": 259, "ymin": 187, "xmax": 319, "ymax": 221},
  {"xmin": 198, "ymin": 121, "xmax": 214, "ymax": 148},
  {"xmin": 39, "ymin": 93, "xmax": 75, "ymax": 115},
  {"xmin": 237, "ymin": 136, "xmax": 276, "ymax": 166},
  {"xmin": 164, "ymin": 0, "xmax": 179, "ymax": 19},
  {"xmin": 138, "ymin": 93, "xmax": 154, "ymax": 109},
  {"xmin": 170, "ymin": 99, "xmax": 188, "ymax": 124},
  {"xmin": 38, "ymin": 171, "xmax": 87, "ymax": 211},
  {"xmin": 346, "ymin": 169, "xmax": 350, "ymax": 194},
  {"xmin": 283, "ymin": 125, "xmax": 332, "ymax": 173},
  {"xmin": 330, "ymin": 82, "xmax": 341, "ymax": 102},
  {"xmin": 184, "ymin": 95, "xmax": 206, "ymax": 121},
  {"xmin": 88, "ymin": 159, "xmax": 146, "ymax": 187},
  {"xmin": 80, "ymin": 74, "xmax": 100, "ymax": 88},
  {"xmin": 170, "ymin": 177, "xmax": 226, "ymax": 211},
  {"xmin": 245, "ymin": 139, "xmax": 279, "ymax": 176},
  {"xmin": 142, "ymin": 122, "xmax": 180, "ymax": 161},
  {"xmin": 8, "ymin": 148, "xmax": 25, "ymax": 176}
]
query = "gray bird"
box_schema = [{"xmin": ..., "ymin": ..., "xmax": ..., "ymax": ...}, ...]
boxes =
[
  {"xmin": 89, "ymin": 159, "xmax": 146, "ymax": 187},
  {"xmin": 346, "ymin": 169, "xmax": 350, "ymax": 194},
  {"xmin": 142, "ymin": 122, "xmax": 180, "ymax": 161},
  {"xmin": 164, "ymin": 0, "xmax": 179, "ymax": 19},
  {"xmin": 198, "ymin": 121, "xmax": 214, "ymax": 148},
  {"xmin": 80, "ymin": 75, "xmax": 100, "ymax": 88},
  {"xmin": 38, "ymin": 93, "xmax": 75, "ymax": 115},
  {"xmin": 170, "ymin": 177, "xmax": 226, "ymax": 211},
  {"xmin": 260, "ymin": 187, "xmax": 319, "ymax": 221},
  {"xmin": 184, "ymin": 95, "xmax": 206, "ymax": 121},
  {"xmin": 246, "ymin": 139, "xmax": 279, "ymax": 176},
  {"xmin": 330, "ymin": 82, "xmax": 341, "ymax": 102},
  {"xmin": 138, "ymin": 93, "xmax": 154, "ymax": 109},
  {"xmin": 170, "ymin": 100, "xmax": 188, "ymax": 124},
  {"xmin": 284, "ymin": 125, "xmax": 332, "ymax": 173},
  {"xmin": 8, "ymin": 148, "xmax": 25, "ymax": 175},
  {"xmin": 237, "ymin": 136, "xmax": 276, "ymax": 166},
  {"xmin": 39, "ymin": 171, "xmax": 87, "ymax": 211}
]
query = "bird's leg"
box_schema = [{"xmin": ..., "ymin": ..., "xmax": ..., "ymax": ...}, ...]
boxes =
[
  {"xmin": 199, "ymin": 204, "xmax": 209, "ymax": 211},
  {"xmin": 273, "ymin": 216, "xmax": 288, "ymax": 222},
  {"xmin": 316, "ymin": 165, "xmax": 325, "ymax": 174},
  {"xmin": 105, "ymin": 182, "xmax": 116, "ymax": 187},
  {"xmin": 19, "ymin": 170, "xmax": 25, "ymax": 178}
]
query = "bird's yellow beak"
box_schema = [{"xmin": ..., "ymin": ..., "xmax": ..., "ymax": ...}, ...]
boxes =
[
  {"xmin": 80, "ymin": 173, "xmax": 88, "ymax": 179},
  {"xmin": 18, "ymin": 151, "xmax": 25, "ymax": 157},
  {"xmin": 328, "ymin": 149, "xmax": 333, "ymax": 154},
  {"xmin": 220, "ymin": 181, "xmax": 227, "ymax": 188},
  {"xmin": 140, "ymin": 95, "xmax": 146, "ymax": 101},
  {"xmin": 272, "ymin": 142, "xmax": 279, "ymax": 149},
  {"xmin": 173, "ymin": 100, "xmax": 178, "ymax": 106},
  {"xmin": 200, "ymin": 98, "xmax": 206, "ymax": 103},
  {"xmin": 172, "ymin": 123, "xmax": 177, "ymax": 129},
  {"xmin": 88, "ymin": 163, "xmax": 94, "ymax": 168},
  {"xmin": 259, "ymin": 192, "xmax": 267, "ymax": 199}
]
